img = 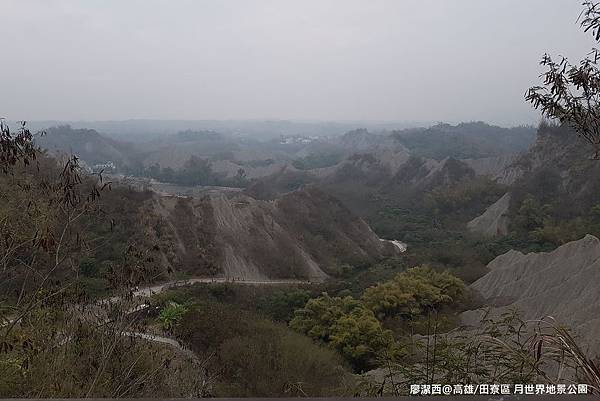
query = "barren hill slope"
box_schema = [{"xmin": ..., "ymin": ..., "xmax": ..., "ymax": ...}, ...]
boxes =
[
  {"xmin": 462, "ymin": 234, "xmax": 600, "ymax": 357},
  {"xmin": 155, "ymin": 186, "xmax": 398, "ymax": 281},
  {"xmin": 466, "ymin": 192, "xmax": 511, "ymax": 237},
  {"xmin": 462, "ymin": 154, "xmax": 521, "ymax": 185}
]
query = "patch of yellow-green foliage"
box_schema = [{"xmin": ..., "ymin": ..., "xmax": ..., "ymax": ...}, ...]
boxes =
[
  {"xmin": 290, "ymin": 293, "xmax": 399, "ymax": 371},
  {"xmin": 361, "ymin": 266, "xmax": 467, "ymax": 319},
  {"xmin": 290, "ymin": 266, "xmax": 467, "ymax": 371}
]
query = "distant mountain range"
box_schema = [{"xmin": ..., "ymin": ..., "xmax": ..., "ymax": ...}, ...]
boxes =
[
  {"xmin": 34, "ymin": 121, "xmax": 536, "ymax": 183},
  {"xmin": 17, "ymin": 119, "xmax": 433, "ymax": 141}
]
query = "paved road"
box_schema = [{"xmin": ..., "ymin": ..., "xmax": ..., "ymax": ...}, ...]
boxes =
[
  {"xmin": 102, "ymin": 277, "xmax": 312, "ymax": 305},
  {"xmin": 133, "ymin": 277, "xmax": 311, "ymax": 297}
]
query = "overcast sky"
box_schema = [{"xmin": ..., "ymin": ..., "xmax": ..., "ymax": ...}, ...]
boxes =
[{"xmin": 1, "ymin": 0, "xmax": 597, "ymax": 126}]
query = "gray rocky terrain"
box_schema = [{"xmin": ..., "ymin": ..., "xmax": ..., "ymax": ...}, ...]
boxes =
[
  {"xmin": 462, "ymin": 154, "xmax": 522, "ymax": 184},
  {"xmin": 466, "ymin": 192, "xmax": 511, "ymax": 237},
  {"xmin": 462, "ymin": 234, "xmax": 600, "ymax": 357},
  {"xmin": 152, "ymin": 186, "xmax": 399, "ymax": 281}
]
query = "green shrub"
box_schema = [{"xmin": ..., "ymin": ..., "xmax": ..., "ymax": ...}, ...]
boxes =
[
  {"xmin": 289, "ymin": 293, "xmax": 398, "ymax": 371},
  {"xmin": 158, "ymin": 301, "xmax": 188, "ymax": 331},
  {"xmin": 361, "ymin": 266, "xmax": 467, "ymax": 320}
]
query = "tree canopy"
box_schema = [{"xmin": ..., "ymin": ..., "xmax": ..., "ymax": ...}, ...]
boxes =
[{"xmin": 526, "ymin": 1, "xmax": 600, "ymax": 158}]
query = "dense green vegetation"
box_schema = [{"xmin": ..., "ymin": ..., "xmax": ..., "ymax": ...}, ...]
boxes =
[
  {"xmin": 290, "ymin": 294, "xmax": 398, "ymax": 371},
  {"xmin": 361, "ymin": 267, "xmax": 467, "ymax": 320},
  {"xmin": 289, "ymin": 267, "xmax": 468, "ymax": 372}
]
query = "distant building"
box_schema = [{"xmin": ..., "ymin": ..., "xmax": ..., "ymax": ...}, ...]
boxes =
[
  {"xmin": 92, "ymin": 161, "xmax": 116, "ymax": 172},
  {"xmin": 279, "ymin": 135, "xmax": 320, "ymax": 145}
]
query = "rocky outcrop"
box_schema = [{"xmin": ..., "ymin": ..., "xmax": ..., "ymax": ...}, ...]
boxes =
[
  {"xmin": 466, "ymin": 193, "xmax": 511, "ymax": 237},
  {"xmin": 462, "ymin": 235, "xmax": 600, "ymax": 357}
]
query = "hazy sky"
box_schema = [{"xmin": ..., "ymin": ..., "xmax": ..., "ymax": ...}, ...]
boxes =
[{"xmin": 1, "ymin": 0, "xmax": 597, "ymax": 125}]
